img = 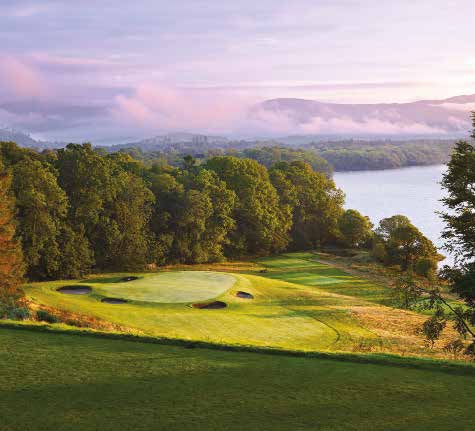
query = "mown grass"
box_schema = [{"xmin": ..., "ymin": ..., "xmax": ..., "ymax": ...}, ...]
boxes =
[
  {"xmin": 86, "ymin": 271, "xmax": 236, "ymax": 303},
  {"xmin": 23, "ymin": 252, "xmax": 459, "ymax": 358},
  {"xmin": 258, "ymin": 252, "xmax": 394, "ymax": 305},
  {"xmin": 1, "ymin": 327, "xmax": 475, "ymax": 431}
]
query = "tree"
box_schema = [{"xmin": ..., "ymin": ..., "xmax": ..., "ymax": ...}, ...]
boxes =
[
  {"xmin": 270, "ymin": 161, "xmax": 344, "ymax": 250},
  {"xmin": 372, "ymin": 215, "xmax": 440, "ymax": 274},
  {"xmin": 338, "ymin": 209, "xmax": 373, "ymax": 248},
  {"xmin": 433, "ymin": 112, "xmax": 475, "ymax": 355},
  {"xmin": 56, "ymin": 224, "xmax": 93, "ymax": 279},
  {"xmin": 0, "ymin": 157, "xmax": 25, "ymax": 318},
  {"xmin": 206, "ymin": 156, "xmax": 290, "ymax": 256},
  {"xmin": 103, "ymin": 172, "xmax": 156, "ymax": 270},
  {"xmin": 12, "ymin": 159, "xmax": 69, "ymax": 279},
  {"xmin": 149, "ymin": 164, "xmax": 235, "ymax": 264},
  {"xmin": 56, "ymin": 144, "xmax": 155, "ymax": 271},
  {"xmin": 390, "ymin": 114, "xmax": 475, "ymax": 356},
  {"xmin": 441, "ymin": 115, "xmax": 475, "ymax": 264}
]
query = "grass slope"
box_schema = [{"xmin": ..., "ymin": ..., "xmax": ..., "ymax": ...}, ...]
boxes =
[
  {"xmin": 1, "ymin": 327, "xmax": 475, "ymax": 431},
  {"xmin": 24, "ymin": 252, "xmax": 455, "ymax": 357}
]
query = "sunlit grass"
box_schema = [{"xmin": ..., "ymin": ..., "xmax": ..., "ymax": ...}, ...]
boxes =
[{"xmin": 23, "ymin": 251, "xmax": 459, "ymax": 358}]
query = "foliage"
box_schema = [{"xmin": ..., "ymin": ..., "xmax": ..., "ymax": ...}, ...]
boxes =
[
  {"xmin": 56, "ymin": 144, "xmax": 155, "ymax": 271},
  {"xmin": 240, "ymin": 146, "xmax": 333, "ymax": 176},
  {"xmin": 436, "ymin": 113, "xmax": 475, "ymax": 355},
  {"xmin": 372, "ymin": 215, "xmax": 440, "ymax": 274},
  {"xmin": 103, "ymin": 138, "xmax": 454, "ymax": 173},
  {"xmin": 310, "ymin": 140, "xmax": 454, "ymax": 172},
  {"xmin": 338, "ymin": 209, "xmax": 373, "ymax": 247},
  {"xmin": 0, "ymin": 156, "xmax": 25, "ymax": 318},
  {"xmin": 443, "ymin": 338, "xmax": 465, "ymax": 359},
  {"xmin": 149, "ymin": 166, "xmax": 236, "ymax": 264},
  {"xmin": 36, "ymin": 309, "xmax": 58, "ymax": 323},
  {"xmin": 270, "ymin": 161, "xmax": 344, "ymax": 249},
  {"xmin": 206, "ymin": 156, "xmax": 290, "ymax": 256},
  {"xmin": 12, "ymin": 158, "xmax": 69, "ymax": 279},
  {"xmin": 392, "ymin": 273, "xmax": 425, "ymax": 309},
  {"xmin": 0, "ymin": 158, "xmax": 24, "ymax": 290}
]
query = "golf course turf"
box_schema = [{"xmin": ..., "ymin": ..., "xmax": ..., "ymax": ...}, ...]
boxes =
[
  {"xmin": 1, "ymin": 327, "xmax": 475, "ymax": 431},
  {"xmin": 23, "ymin": 252, "xmax": 458, "ymax": 357}
]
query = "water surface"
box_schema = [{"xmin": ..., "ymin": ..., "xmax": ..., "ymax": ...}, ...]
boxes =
[{"xmin": 334, "ymin": 165, "xmax": 450, "ymax": 263}]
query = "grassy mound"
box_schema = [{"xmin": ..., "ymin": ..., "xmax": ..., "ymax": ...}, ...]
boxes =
[
  {"xmin": 1, "ymin": 327, "xmax": 475, "ymax": 431},
  {"xmin": 95, "ymin": 271, "xmax": 236, "ymax": 303}
]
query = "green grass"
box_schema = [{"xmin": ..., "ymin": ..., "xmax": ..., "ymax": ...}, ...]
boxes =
[
  {"xmin": 1, "ymin": 327, "xmax": 475, "ymax": 431},
  {"xmin": 23, "ymin": 252, "xmax": 448, "ymax": 356},
  {"xmin": 258, "ymin": 252, "xmax": 394, "ymax": 305},
  {"xmin": 89, "ymin": 271, "xmax": 236, "ymax": 303}
]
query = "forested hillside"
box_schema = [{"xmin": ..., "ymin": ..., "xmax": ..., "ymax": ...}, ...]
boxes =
[{"xmin": 110, "ymin": 139, "xmax": 454, "ymax": 173}]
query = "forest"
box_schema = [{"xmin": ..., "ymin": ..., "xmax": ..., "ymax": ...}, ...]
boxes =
[
  {"xmin": 0, "ymin": 141, "xmax": 441, "ymax": 286},
  {"xmin": 109, "ymin": 138, "xmax": 455, "ymax": 174}
]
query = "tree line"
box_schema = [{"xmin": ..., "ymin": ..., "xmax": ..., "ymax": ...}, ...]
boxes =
[
  {"xmin": 0, "ymin": 142, "xmax": 347, "ymax": 280},
  {"xmin": 107, "ymin": 139, "xmax": 454, "ymax": 174}
]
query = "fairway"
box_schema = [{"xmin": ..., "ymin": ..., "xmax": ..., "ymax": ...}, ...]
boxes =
[
  {"xmin": 93, "ymin": 271, "xmax": 236, "ymax": 303},
  {"xmin": 1, "ymin": 327, "xmax": 475, "ymax": 431}
]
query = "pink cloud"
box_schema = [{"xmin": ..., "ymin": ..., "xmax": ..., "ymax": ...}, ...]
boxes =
[
  {"xmin": 111, "ymin": 84, "xmax": 462, "ymax": 137},
  {"xmin": 112, "ymin": 84, "xmax": 255, "ymax": 134},
  {"xmin": 0, "ymin": 56, "xmax": 47, "ymax": 99}
]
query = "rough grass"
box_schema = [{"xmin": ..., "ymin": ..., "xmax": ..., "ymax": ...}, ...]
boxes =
[
  {"xmin": 1, "ymin": 327, "xmax": 475, "ymax": 431},
  {"xmin": 24, "ymin": 252, "xmax": 459, "ymax": 358}
]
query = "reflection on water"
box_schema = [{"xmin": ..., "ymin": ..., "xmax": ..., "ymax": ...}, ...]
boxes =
[{"xmin": 334, "ymin": 165, "xmax": 451, "ymax": 264}]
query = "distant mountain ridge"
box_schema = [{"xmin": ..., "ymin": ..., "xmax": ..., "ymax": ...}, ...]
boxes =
[
  {"xmin": 126, "ymin": 132, "xmax": 229, "ymax": 148},
  {"xmin": 252, "ymin": 94, "xmax": 475, "ymax": 136},
  {"xmin": 2, "ymin": 94, "xmax": 474, "ymax": 150},
  {"xmin": 0, "ymin": 128, "xmax": 64, "ymax": 150}
]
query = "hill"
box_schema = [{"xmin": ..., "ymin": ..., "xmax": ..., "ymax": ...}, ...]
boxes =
[
  {"xmin": 0, "ymin": 127, "xmax": 64, "ymax": 150},
  {"xmin": 253, "ymin": 94, "xmax": 475, "ymax": 137}
]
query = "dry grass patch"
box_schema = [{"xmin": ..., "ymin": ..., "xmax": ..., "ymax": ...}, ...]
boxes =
[{"xmin": 350, "ymin": 305, "xmax": 466, "ymax": 359}]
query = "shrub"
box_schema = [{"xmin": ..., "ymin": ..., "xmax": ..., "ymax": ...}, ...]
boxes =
[
  {"xmin": 415, "ymin": 257, "xmax": 438, "ymax": 278},
  {"xmin": 443, "ymin": 339, "xmax": 465, "ymax": 359},
  {"xmin": 4, "ymin": 306, "xmax": 30, "ymax": 320},
  {"xmin": 36, "ymin": 309, "xmax": 58, "ymax": 323}
]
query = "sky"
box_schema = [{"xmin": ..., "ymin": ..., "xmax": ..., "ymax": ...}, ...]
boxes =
[{"xmin": 1, "ymin": 0, "xmax": 475, "ymax": 143}]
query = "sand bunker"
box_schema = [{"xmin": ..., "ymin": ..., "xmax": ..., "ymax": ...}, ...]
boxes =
[
  {"xmin": 235, "ymin": 291, "xmax": 254, "ymax": 299},
  {"xmin": 101, "ymin": 297, "xmax": 127, "ymax": 304},
  {"xmin": 119, "ymin": 276, "xmax": 139, "ymax": 282},
  {"xmin": 57, "ymin": 286, "xmax": 92, "ymax": 295},
  {"xmin": 192, "ymin": 301, "xmax": 227, "ymax": 309}
]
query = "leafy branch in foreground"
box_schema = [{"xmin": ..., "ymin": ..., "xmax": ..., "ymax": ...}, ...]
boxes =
[{"xmin": 393, "ymin": 273, "xmax": 473, "ymax": 354}]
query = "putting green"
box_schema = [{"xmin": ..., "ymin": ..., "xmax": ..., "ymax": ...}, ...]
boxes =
[{"xmin": 90, "ymin": 271, "xmax": 236, "ymax": 303}]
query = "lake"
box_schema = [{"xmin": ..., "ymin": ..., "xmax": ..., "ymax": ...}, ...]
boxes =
[{"xmin": 333, "ymin": 165, "xmax": 451, "ymax": 263}]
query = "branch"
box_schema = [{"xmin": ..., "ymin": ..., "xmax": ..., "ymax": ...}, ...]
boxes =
[{"xmin": 418, "ymin": 284, "xmax": 475, "ymax": 339}]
